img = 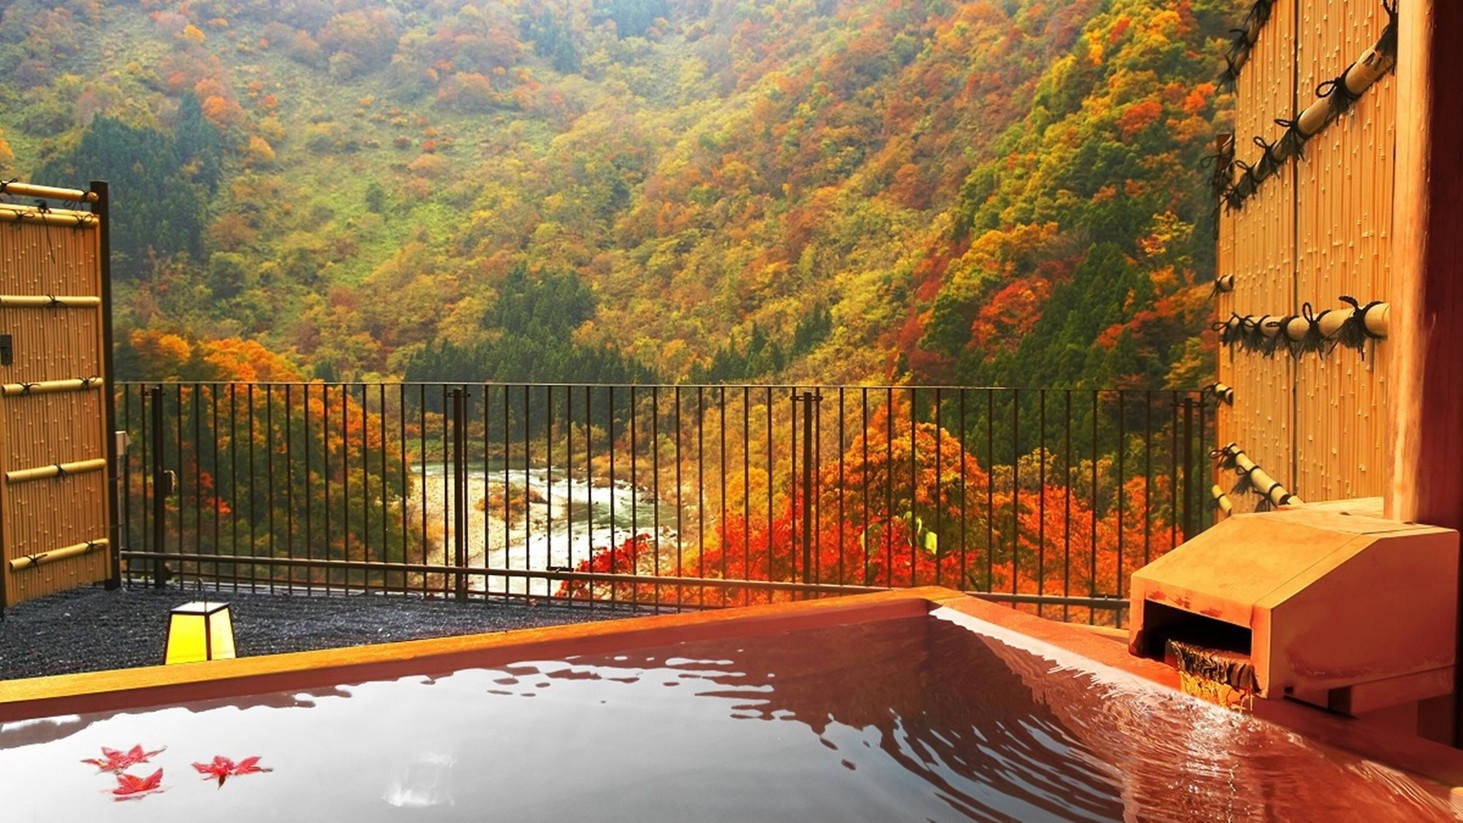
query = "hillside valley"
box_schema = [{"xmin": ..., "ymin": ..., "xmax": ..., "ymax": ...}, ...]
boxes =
[{"xmin": 0, "ymin": 0, "xmax": 1231, "ymax": 388}]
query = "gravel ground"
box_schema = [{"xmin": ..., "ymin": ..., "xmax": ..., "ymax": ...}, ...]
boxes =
[{"xmin": 0, "ymin": 584, "xmax": 646, "ymax": 681}]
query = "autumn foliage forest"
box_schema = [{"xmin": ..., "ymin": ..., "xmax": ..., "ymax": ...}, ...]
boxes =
[{"xmin": 1, "ymin": 0, "xmax": 1229, "ymax": 606}]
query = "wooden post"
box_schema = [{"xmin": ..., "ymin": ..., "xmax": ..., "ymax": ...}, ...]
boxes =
[{"xmin": 1385, "ymin": 0, "xmax": 1463, "ymax": 744}]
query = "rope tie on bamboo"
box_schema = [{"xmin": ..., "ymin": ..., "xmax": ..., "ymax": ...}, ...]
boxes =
[
  {"xmin": 20, "ymin": 552, "xmax": 45, "ymax": 568},
  {"xmin": 1316, "ymin": 72, "xmax": 1366, "ymax": 119},
  {"xmin": 1204, "ymin": 146, "xmax": 1235, "ymax": 195},
  {"xmin": 1378, "ymin": 0, "xmax": 1398, "ymax": 59},
  {"xmin": 18, "ymin": 382, "xmax": 35, "ymax": 395},
  {"xmin": 45, "ymin": 294, "xmax": 61, "ymax": 309},
  {"xmin": 1252, "ymin": 135, "xmax": 1282, "ymax": 182},
  {"xmin": 1259, "ymin": 314, "xmax": 1291, "ymax": 358},
  {"xmin": 1230, "ymin": 463, "xmax": 1262, "ymax": 496},
  {"xmin": 1208, "ymin": 274, "xmax": 1234, "ymax": 300},
  {"xmin": 1291, "ymin": 302, "xmax": 1330, "ymax": 357},
  {"xmin": 1217, "ymin": 1, "xmax": 1275, "ymax": 88},
  {"xmin": 81, "ymin": 375, "xmax": 99, "ymax": 388},
  {"xmin": 1275, "ymin": 117, "xmax": 1313, "ymax": 160},
  {"xmin": 1231, "ymin": 160, "xmax": 1258, "ymax": 201},
  {"xmin": 0, "ymin": 178, "xmax": 13, "ymax": 197},
  {"xmin": 1237, "ymin": 315, "xmax": 1265, "ymax": 353},
  {"xmin": 1222, "ymin": 182, "xmax": 1246, "ymax": 212},
  {"xmin": 33, "ymin": 199, "xmax": 57, "ymax": 264},
  {"xmin": 1212, "ymin": 314, "xmax": 1242, "ymax": 348},
  {"xmin": 1201, "ymin": 383, "xmax": 1234, "ymax": 406},
  {"xmin": 1210, "ymin": 443, "xmax": 1240, "ymax": 469},
  {"xmin": 1334, "ymin": 296, "xmax": 1387, "ymax": 357},
  {"xmin": 52, "ymin": 463, "xmax": 67, "ymax": 479}
]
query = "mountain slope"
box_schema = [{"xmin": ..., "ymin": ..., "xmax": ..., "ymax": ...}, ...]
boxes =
[{"xmin": 0, "ymin": 0, "xmax": 1230, "ymax": 387}]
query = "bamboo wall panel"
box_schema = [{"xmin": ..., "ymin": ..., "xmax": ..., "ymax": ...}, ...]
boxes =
[
  {"xmin": 0, "ymin": 210, "xmax": 112, "ymax": 605},
  {"xmin": 1292, "ymin": 0, "xmax": 1394, "ymax": 501},
  {"xmin": 1215, "ymin": 0, "xmax": 1395, "ymax": 512},
  {"xmin": 1221, "ymin": 0, "xmax": 1297, "ymax": 514}
]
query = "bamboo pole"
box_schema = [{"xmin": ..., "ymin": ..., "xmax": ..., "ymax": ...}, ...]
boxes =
[
  {"xmin": 1211, "ymin": 484, "xmax": 1234, "ymax": 516},
  {"xmin": 0, "ymin": 295, "xmax": 102, "ymax": 308},
  {"xmin": 1226, "ymin": 303, "xmax": 1389, "ymax": 345},
  {"xmin": 0, "ymin": 204, "xmax": 99, "ymax": 229},
  {"xmin": 1215, "ymin": 444, "xmax": 1303, "ymax": 508},
  {"xmin": 0, "ymin": 377, "xmax": 104, "ymax": 397},
  {"xmin": 0, "ymin": 181, "xmax": 97, "ymax": 203},
  {"xmin": 5, "ymin": 458, "xmax": 107, "ymax": 484},
  {"xmin": 8, "ymin": 539, "xmax": 109, "ymax": 572}
]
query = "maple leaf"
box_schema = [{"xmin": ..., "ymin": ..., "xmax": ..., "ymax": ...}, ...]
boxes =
[
  {"xmin": 232, "ymin": 756, "xmax": 273, "ymax": 777},
  {"xmin": 111, "ymin": 768, "xmax": 164, "ymax": 800},
  {"xmin": 192, "ymin": 754, "xmax": 271, "ymax": 786},
  {"xmin": 193, "ymin": 755, "xmax": 235, "ymax": 787},
  {"xmin": 82, "ymin": 744, "xmax": 165, "ymax": 773}
]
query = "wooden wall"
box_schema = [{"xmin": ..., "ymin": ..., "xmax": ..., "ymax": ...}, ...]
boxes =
[{"xmin": 1216, "ymin": 0, "xmax": 1394, "ymax": 512}]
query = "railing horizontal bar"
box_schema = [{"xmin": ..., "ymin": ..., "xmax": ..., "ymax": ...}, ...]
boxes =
[{"xmin": 121, "ymin": 550, "xmax": 890, "ymax": 595}]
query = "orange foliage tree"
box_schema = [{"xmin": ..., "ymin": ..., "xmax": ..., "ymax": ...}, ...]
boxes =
[
  {"xmin": 120, "ymin": 333, "xmax": 421, "ymax": 587},
  {"xmin": 557, "ymin": 396, "xmax": 1183, "ymax": 624}
]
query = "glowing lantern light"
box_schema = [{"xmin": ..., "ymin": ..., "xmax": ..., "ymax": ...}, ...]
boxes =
[{"xmin": 164, "ymin": 601, "xmax": 236, "ymax": 664}]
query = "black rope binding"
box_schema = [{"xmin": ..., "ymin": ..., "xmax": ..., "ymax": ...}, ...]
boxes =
[
  {"xmin": 1218, "ymin": 1, "xmax": 1276, "ymax": 88},
  {"xmin": 1230, "ymin": 462, "xmax": 1263, "ymax": 496},
  {"xmin": 1252, "ymin": 135, "xmax": 1283, "ymax": 183},
  {"xmin": 1201, "ymin": 383, "xmax": 1234, "ymax": 406},
  {"xmin": 1288, "ymin": 302, "xmax": 1330, "ymax": 357},
  {"xmin": 1317, "ymin": 70, "xmax": 1366, "ymax": 120},
  {"xmin": 1231, "ymin": 160, "xmax": 1258, "ymax": 202},
  {"xmin": 1212, "ymin": 316, "xmax": 1237, "ymax": 349},
  {"xmin": 1210, "ymin": 443, "xmax": 1241, "ymax": 470},
  {"xmin": 1275, "ymin": 117, "xmax": 1313, "ymax": 160},
  {"xmin": 1259, "ymin": 315, "xmax": 1292, "ymax": 358},
  {"xmin": 1208, "ymin": 275, "xmax": 1235, "ymax": 301},
  {"xmin": 1334, "ymin": 296, "xmax": 1386, "ymax": 357},
  {"xmin": 1378, "ymin": 0, "xmax": 1399, "ymax": 61},
  {"xmin": 1237, "ymin": 315, "xmax": 1267, "ymax": 353}
]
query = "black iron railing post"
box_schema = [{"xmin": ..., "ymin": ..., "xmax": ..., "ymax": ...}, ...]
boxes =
[
  {"xmin": 149, "ymin": 385, "xmax": 169, "ymax": 588},
  {"xmin": 1181, "ymin": 396, "xmax": 1196, "ymax": 540},
  {"xmin": 452, "ymin": 387, "xmax": 468, "ymax": 603},
  {"xmin": 793, "ymin": 390, "xmax": 821, "ymax": 596}
]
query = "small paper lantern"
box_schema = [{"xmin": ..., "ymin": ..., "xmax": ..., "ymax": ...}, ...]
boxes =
[{"xmin": 165, "ymin": 601, "xmax": 236, "ymax": 664}]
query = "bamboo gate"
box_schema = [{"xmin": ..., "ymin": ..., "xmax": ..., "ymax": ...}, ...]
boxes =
[
  {"xmin": 0, "ymin": 181, "xmax": 119, "ymax": 612},
  {"xmin": 1212, "ymin": 0, "xmax": 1396, "ymax": 514}
]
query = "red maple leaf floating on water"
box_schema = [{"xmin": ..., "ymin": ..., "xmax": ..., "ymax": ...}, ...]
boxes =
[
  {"xmin": 193, "ymin": 754, "xmax": 272, "ymax": 787},
  {"xmin": 232, "ymin": 756, "xmax": 271, "ymax": 777},
  {"xmin": 81, "ymin": 744, "xmax": 165, "ymax": 773},
  {"xmin": 111, "ymin": 768, "xmax": 164, "ymax": 800}
]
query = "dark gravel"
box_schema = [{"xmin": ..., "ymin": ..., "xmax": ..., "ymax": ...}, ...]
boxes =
[{"xmin": 0, "ymin": 584, "xmax": 646, "ymax": 681}]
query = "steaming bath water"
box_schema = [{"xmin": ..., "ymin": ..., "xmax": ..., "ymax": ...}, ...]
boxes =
[{"xmin": 0, "ymin": 608, "xmax": 1454, "ymax": 821}]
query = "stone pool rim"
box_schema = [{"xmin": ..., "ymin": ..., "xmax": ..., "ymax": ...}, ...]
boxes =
[{"xmin": 4, "ymin": 585, "xmax": 1463, "ymax": 803}]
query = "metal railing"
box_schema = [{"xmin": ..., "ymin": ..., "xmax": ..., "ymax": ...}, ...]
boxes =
[{"xmin": 115, "ymin": 383, "xmax": 1216, "ymax": 625}]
